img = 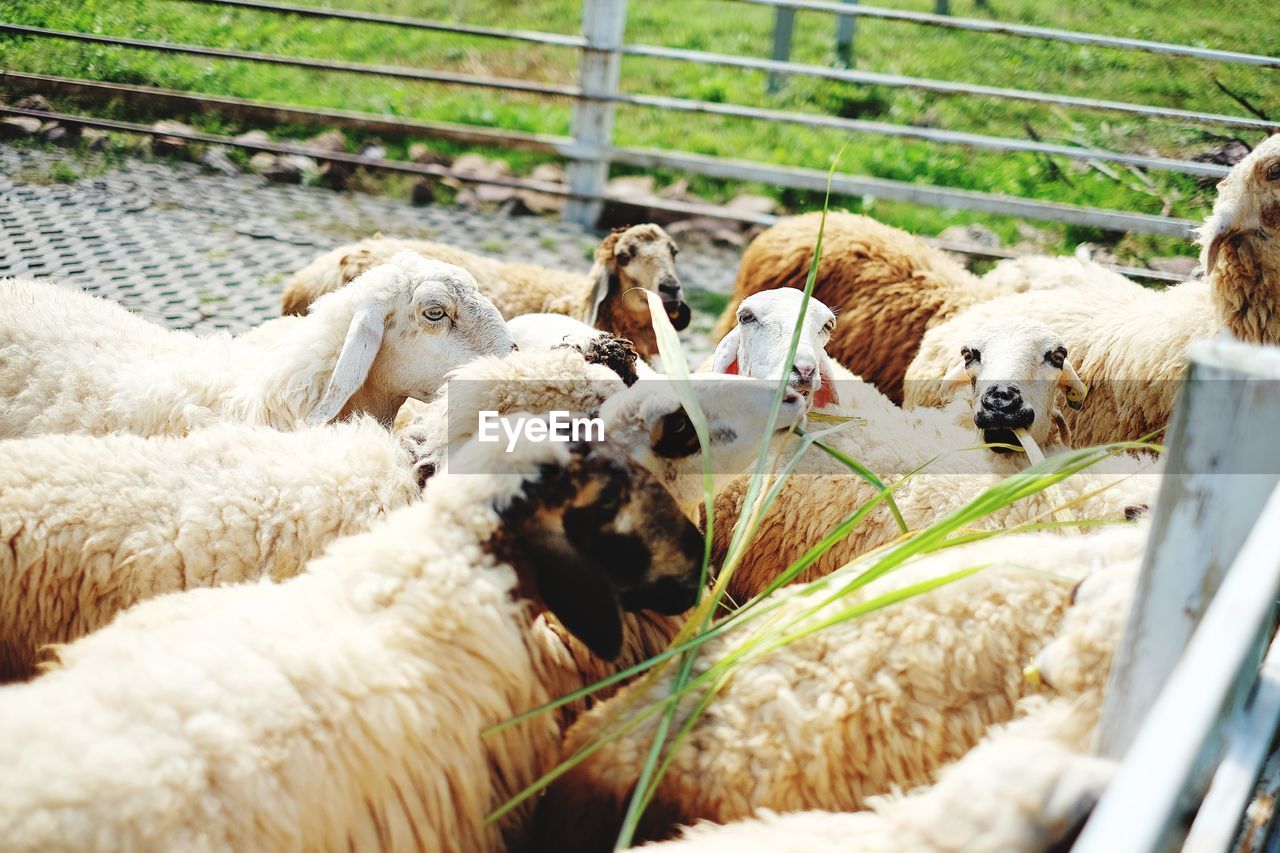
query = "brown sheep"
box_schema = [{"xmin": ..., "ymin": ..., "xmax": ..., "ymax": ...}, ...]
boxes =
[
  {"xmin": 714, "ymin": 213, "xmax": 1126, "ymax": 404},
  {"xmin": 711, "ymin": 212, "xmax": 1005, "ymax": 403},
  {"xmin": 280, "ymin": 223, "xmax": 689, "ymax": 359}
]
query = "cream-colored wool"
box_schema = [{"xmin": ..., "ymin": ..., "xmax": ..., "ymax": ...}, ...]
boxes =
[
  {"xmin": 639, "ymin": 534, "xmax": 1144, "ymax": 853},
  {"xmin": 0, "ymin": 433, "xmax": 705, "ymax": 852},
  {"xmin": 907, "ymin": 135, "xmax": 1280, "ymax": 446},
  {"xmin": 714, "ymin": 434, "xmax": 1155, "ymax": 604},
  {"xmin": 398, "ymin": 347, "xmax": 806, "ymax": 517},
  {"xmin": 706, "ymin": 303, "xmax": 1157, "ymax": 596},
  {"xmin": 533, "ymin": 524, "xmax": 1147, "ymax": 849},
  {"xmin": 0, "ymin": 418, "xmax": 426, "ymax": 682},
  {"xmin": 281, "ymin": 224, "xmax": 688, "ymax": 358},
  {"xmin": 0, "ymin": 254, "xmax": 514, "ymax": 438},
  {"xmin": 711, "ymin": 213, "xmax": 1106, "ymax": 404},
  {"xmin": 642, "ymin": 698, "xmax": 1113, "ymax": 853}
]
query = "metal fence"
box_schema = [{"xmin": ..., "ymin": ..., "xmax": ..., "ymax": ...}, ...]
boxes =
[{"xmin": 2, "ymin": 0, "xmax": 1277, "ymax": 258}]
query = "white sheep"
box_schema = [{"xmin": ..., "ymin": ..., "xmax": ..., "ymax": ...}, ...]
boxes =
[
  {"xmin": 640, "ymin": 540, "xmax": 1145, "ymax": 853},
  {"xmin": 280, "ymin": 223, "xmax": 690, "ymax": 359},
  {"xmin": 0, "ymin": 429, "xmax": 707, "ymax": 852},
  {"xmin": 933, "ymin": 316, "xmax": 1089, "ymax": 450},
  {"xmin": 0, "ymin": 347, "xmax": 803, "ymax": 684},
  {"xmin": 711, "ymin": 212, "xmax": 1120, "ymax": 404},
  {"xmin": 0, "ymin": 417, "xmax": 425, "ymax": 682},
  {"xmin": 707, "ymin": 289, "xmax": 843, "ymax": 410},
  {"xmin": 705, "ymin": 299, "xmax": 1151, "ymax": 602},
  {"xmin": 0, "ymin": 252, "xmax": 514, "ymax": 438},
  {"xmin": 905, "ymin": 134, "xmax": 1280, "ymax": 447},
  {"xmin": 531, "ymin": 523, "xmax": 1148, "ymax": 849}
]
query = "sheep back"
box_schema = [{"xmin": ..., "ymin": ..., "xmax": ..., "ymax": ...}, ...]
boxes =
[{"xmin": 0, "ymin": 419, "xmax": 418, "ymax": 681}]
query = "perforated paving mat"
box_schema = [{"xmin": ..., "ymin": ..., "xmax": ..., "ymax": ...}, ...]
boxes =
[{"xmin": 0, "ymin": 145, "xmax": 737, "ymax": 352}]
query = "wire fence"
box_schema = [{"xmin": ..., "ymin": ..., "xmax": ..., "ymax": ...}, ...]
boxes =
[{"xmin": 1, "ymin": 2, "xmax": 1277, "ymax": 246}]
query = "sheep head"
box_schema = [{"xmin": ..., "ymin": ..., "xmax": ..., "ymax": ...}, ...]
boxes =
[
  {"xmin": 1198, "ymin": 133, "xmax": 1280, "ymax": 344},
  {"xmin": 479, "ymin": 431, "xmax": 704, "ymax": 660},
  {"xmin": 588, "ymin": 224, "xmax": 688, "ymax": 357},
  {"xmin": 711, "ymin": 289, "xmax": 841, "ymax": 410},
  {"xmin": 308, "ymin": 252, "xmax": 516, "ymax": 425},
  {"xmin": 941, "ymin": 317, "xmax": 1086, "ymax": 452},
  {"xmin": 599, "ymin": 374, "xmax": 806, "ymax": 515}
]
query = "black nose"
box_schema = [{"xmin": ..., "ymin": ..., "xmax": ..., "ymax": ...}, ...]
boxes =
[
  {"xmin": 982, "ymin": 384, "xmax": 1023, "ymax": 413},
  {"xmin": 658, "ymin": 280, "xmax": 681, "ymax": 298}
]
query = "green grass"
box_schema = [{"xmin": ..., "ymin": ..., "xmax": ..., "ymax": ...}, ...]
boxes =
[{"xmin": 3, "ymin": 0, "xmax": 1277, "ymax": 261}]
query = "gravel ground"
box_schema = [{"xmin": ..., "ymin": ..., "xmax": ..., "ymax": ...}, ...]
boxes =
[{"xmin": 0, "ymin": 144, "xmax": 743, "ymax": 362}]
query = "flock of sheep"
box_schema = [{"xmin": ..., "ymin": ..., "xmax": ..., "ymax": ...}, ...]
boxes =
[{"xmin": 0, "ymin": 132, "xmax": 1276, "ymax": 851}]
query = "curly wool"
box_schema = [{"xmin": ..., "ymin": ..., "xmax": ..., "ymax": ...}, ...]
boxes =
[
  {"xmin": 0, "ymin": 418, "xmax": 423, "ymax": 682},
  {"xmin": 0, "ymin": 438, "xmax": 695, "ymax": 852},
  {"xmin": 643, "ymin": 698, "xmax": 1113, "ymax": 853},
  {"xmin": 533, "ymin": 525, "xmax": 1148, "ymax": 849}
]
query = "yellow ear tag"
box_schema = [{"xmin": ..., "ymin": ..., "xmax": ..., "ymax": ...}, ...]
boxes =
[{"xmin": 1022, "ymin": 662, "xmax": 1042, "ymax": 687}]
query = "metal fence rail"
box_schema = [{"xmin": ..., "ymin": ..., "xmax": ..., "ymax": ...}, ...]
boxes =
[
  {"xmin": 734, "ymin": 0, "xmax": 1280, "ymax": 67},
  {"xmin": 2, "ymin": 0, "xmax": 1276, "ymax": 242}
]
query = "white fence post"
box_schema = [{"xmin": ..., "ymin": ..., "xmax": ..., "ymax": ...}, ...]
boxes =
[
  {"xmin": 564, "ymin": 0, "xmax": 628, "ymax": 228},
  {"xmin": 1096, "ymin": 338, "xmax": 1280, "ymax": 761}
]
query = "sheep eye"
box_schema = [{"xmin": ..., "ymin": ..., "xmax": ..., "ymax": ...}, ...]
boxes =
[
  {"xmin": 423, "ymin": 306, "xmax": 447, "ymax": 322},
  {"xmin": 822, "ymin": 320, "xmax": 835, "ymax": 335},
  {"xmin": 738, "ymin": 310, "xmax": 757, "ymax": 324},
  {"xmin": 616, "ymin": 247, "xmax": 634, "ymax": 266},
  {"xmin": 1267, "ymin": 162, "xmax": 1280, "ymax": 182},
  {"xmin": 961, "ymin": 346, "xmax": 980, "ymax": 365},
  {"xmin": 1046, "ymin": 346, "xmax": 1067, "ymax": 369},
  {"xmin": 670, "ymin": 245, "xmax": 679, "ymax": 258}
]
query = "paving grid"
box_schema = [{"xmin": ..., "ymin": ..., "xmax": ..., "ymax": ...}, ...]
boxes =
[{"xmin": 0, "ymin": 145, "xmax": 739, "ymax": 356}]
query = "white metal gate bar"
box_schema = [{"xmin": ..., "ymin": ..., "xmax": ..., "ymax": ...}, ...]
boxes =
[
  {"xmin": 620, "ymin": 42, "xmax": 1278, "ymax": 131},
  {"xmin": 605, "ymin": 144, "xmax": 1198, "ymax": 236},
  {"xmin": 0, "ymin": 24, "xmax": 582, "ymax": 98},
  {"xmin": 1096, "ymin": 340, "xmax": 1280, "ymax": 759},
  {"xmin": 734, "ymin": 0, "xmax": 1280, "ymax": 68},
  {"xmin": 1077, "ymin": 481, "xmax": 1280, "ymax": 852},
  {"xmin": 616, "ymin": 91, "xmax": 1232, "ymax": 178},
  {"xmin": 181, "ymin": 0, "xmax": 588, "ymax": 48}
]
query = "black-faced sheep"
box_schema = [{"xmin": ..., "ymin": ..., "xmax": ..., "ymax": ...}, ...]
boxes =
[{"xmin": 0, "ymin": 431, "xmax": 705, "ymax": 852}]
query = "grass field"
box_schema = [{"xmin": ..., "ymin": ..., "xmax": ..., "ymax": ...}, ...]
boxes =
[{"xmin": 3, "ymin": 0, "xmax": 1278, "ymax": 261}]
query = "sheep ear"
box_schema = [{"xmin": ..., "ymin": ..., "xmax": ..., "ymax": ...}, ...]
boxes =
[
  {"xmin": 585, "ymin": 265, "xmax": 614, "ymax": 327},
  {"xmin": 535, "ymin": 545, "xmax": 624, "ymax": 660},
  {"xmin": 812, "ymin": 352, "xmax": 840, "ymax": 408},
  {"xmin": 1058, "ymin": 359, "xmax": 1088, "ymax": 410},
  {"xmin": 308, "ymin": 302, "xmax": 389, "ymax": 424},
  {"xmin": 710, "ymin": 327, "xmax": 741, "ymax": 375}
]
